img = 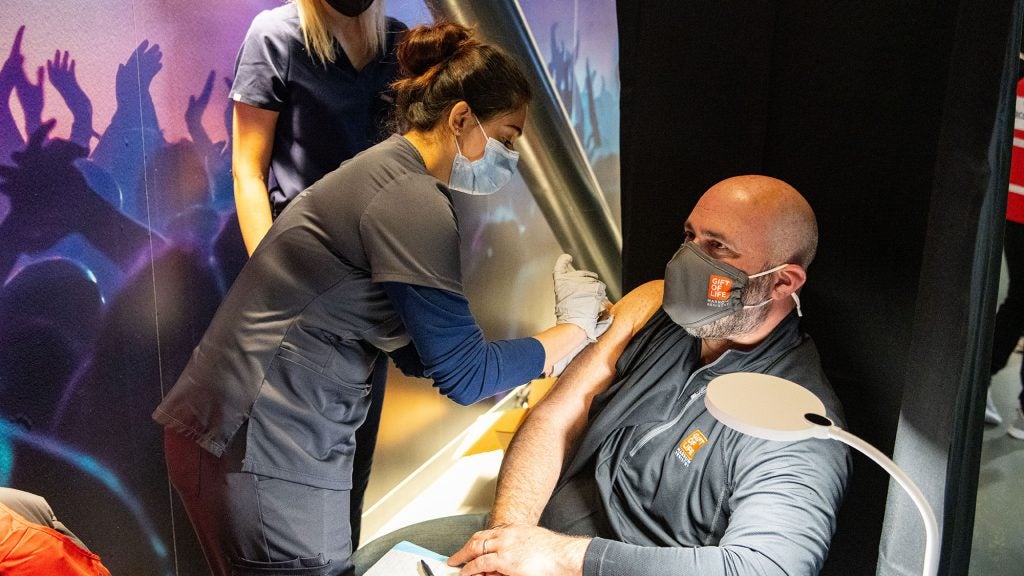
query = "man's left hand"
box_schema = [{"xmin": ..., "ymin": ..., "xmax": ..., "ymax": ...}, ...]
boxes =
[{"xmin": 448, "ymin": 524, "xmax": 590, "ymax": 576}]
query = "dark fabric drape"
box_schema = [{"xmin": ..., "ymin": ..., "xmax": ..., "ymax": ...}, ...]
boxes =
[
  {"xmin": 881, "ymin": 1, "xmax": 1023, "ymax": 574},
  {"xmin": 616, "ymin": 1, "xmax": 1021, "ymax": 574}
]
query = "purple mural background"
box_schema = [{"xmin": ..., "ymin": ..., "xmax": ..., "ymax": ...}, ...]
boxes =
[{"xmin": 0, "ymin": 1, "xmax": 618, "ymax": 574}]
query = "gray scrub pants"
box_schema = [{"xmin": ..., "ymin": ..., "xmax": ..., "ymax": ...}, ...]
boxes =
[{"xmin": 165, "ymin": 427, "xmax": 353, "ymax": 576}]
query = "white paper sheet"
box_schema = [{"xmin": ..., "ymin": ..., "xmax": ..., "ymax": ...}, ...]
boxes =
[{"xmin": 363, "ymin": 540, "xmax": 460, "ymax": 576}]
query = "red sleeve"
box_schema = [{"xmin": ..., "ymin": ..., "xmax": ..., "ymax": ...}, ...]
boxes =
[{"xmin": 0, "ymin": 503, "xmax": 111, "ymax": 576}]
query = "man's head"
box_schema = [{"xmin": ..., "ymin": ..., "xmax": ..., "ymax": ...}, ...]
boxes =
[{"xmin": 665, "ymin": 175, "xmax": 817, "ymax": 342}]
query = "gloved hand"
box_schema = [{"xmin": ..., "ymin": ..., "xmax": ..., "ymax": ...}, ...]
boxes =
[
  {"xmin": 550, "ymin": 312, "xmax": 613, "ymax": 377},
  {"xmin": 553, "ymin": 253, "xmax": 609, "ymax": 341}
]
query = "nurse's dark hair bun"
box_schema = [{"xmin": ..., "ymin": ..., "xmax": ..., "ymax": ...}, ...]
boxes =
[
  {"xmin": 396, "ymin": 22, "xmax": 475, "ymax": 77},
  {"xmin": 392, "ymin": 22, "xmax": 531, "ymax": 132}
]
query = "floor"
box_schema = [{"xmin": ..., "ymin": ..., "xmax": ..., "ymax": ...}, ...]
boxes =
[{"xmin": 970, "ymin": 351, "xmax": 1024, "ymax": 575}]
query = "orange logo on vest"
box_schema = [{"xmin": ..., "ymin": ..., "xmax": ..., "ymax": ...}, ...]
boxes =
[
  {"xmin": 707, "ymin": 275, "xmax": 732, "ymax": 301},
  {"xmin": 678, "ymin": 429, "xmax": 708, "ymax": 461}
]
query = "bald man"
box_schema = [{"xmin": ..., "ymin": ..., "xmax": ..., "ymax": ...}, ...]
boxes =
[{"xmin": 449, "ymin": 176, "xmax": 851, "ymax": 576}]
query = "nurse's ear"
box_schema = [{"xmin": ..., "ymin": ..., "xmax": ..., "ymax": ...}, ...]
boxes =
[{"xmin": 447, "ymin": 101, "xmax": 473, "ymax": 136}]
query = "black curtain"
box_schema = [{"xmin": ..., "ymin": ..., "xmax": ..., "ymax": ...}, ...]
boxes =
[{"xmin": 617, "ymin": 1, "xmax": 1021, "ymax": 574}]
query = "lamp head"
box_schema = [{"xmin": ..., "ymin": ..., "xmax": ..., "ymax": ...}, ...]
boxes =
[{"xmin": 705, "ymin": 372, "xmax": 833, "ymax": 441}]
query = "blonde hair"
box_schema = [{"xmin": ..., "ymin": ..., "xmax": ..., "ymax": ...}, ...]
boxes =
[{"xmin": 291, "ymin": 0, "xmax": 388, "ymax": 65}]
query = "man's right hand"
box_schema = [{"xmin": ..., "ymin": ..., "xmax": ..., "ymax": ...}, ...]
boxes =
[{"xmin": 449, "ymin": 524, "xmax": 589, "ymax": 576}]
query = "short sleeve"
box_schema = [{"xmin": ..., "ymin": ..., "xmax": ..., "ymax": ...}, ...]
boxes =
[
  {"xmin": 230, "ymin": 10, "xmax": 290, "ymax": 111},
  {"xmin": 361, "ymin": 175, "xmax": 464, "ymax": 293}
]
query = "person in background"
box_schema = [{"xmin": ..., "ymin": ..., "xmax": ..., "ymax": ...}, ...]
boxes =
[
  {"xmin": 0, "ymin": 487, "xmax": 112, "ymax": 576},
  {"xmin": 231, "ymin": 0, "xmax": 404, "ymax": 248},
  {"xmin": 230, "ymin": 0, "xmax": 406, "ymax": 547},
  {"xmin": 986, "ymin": 71, "xmax": 1024, "ymax": 439},
  {"xmin": 154, "ymin": 21, "xmax": 610, "ymax": 576}
]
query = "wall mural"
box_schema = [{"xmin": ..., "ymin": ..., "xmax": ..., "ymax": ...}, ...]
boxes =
[{"xmin": 0, "ymin": 1, "xmax": 618, "ymax": 574}]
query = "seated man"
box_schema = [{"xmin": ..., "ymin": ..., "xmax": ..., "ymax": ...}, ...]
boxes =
[{"xmin": 448, "ymin": 175, "xmax": 851, "ymax": 576}]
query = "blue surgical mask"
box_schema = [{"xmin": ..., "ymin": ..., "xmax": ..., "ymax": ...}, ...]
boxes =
[{"xmin": 449, "ymin": 117, "xmax": 520, "ymax": 196}]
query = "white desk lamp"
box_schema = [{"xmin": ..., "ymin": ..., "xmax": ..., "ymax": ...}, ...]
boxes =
[{"xmin": 705, "ymin": 372, "xmax": 939, "ymax": 576}]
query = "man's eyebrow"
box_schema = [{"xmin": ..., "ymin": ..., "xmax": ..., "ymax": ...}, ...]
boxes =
[
  {"xmin": 505, "ymin": 123, "xmax": 523, "ymax": 136},
  {"xmin": 688, "ymin": 226, "xmax": 731, "ymax": 244},
  {"xmin": 704, "ymin": 229, "xmax": 731, "ymax": 243}
]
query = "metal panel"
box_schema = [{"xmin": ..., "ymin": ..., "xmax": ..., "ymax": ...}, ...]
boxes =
[{"xmin": 425, "ymin": 0, "xmax": 623, "ymax": 298}]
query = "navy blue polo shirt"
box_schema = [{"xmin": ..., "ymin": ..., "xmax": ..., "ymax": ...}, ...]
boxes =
[{"xmin": 230, "ymin": 4, "xmax": 406, "ymax": 213}]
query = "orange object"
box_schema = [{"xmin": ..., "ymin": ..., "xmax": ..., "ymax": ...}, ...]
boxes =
[
  {"xmin": 0, "ymin": 502, "xmax": 111, "ymax": 576},
  {"xmin": 463, "ymin": 378, "xmax": 558, "ymax": 455}
]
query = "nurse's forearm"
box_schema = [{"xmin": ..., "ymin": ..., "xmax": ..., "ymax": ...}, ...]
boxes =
[{"xmin": 533, "ymin": 324, "xmax": 589, "ymax": 377}]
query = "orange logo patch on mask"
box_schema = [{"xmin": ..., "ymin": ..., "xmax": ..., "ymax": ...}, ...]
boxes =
[
  {"xmin": 678, "ymin": 429, "xmax": 708, "ymax": 462},
  {"xmin": 706, "ymin": 275, "xmax": 733, "ymax": 301}
]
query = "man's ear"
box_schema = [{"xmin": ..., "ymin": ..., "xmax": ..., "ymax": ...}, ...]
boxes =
[
  {"xmin": 447, "ymin": 101, "xmax": 472, "ymax": 136},
  {"xmin": 771, "ymin": 265, "xmax": 807, "ymax": 299}
]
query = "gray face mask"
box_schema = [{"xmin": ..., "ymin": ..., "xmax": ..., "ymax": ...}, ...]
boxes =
[{"xmin": 663, "ymin": 242, "xmax": 797, "ymax": 330}]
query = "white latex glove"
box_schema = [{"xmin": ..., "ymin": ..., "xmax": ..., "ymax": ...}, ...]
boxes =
[
  {"xmin": 550, "ymin": 312, "xmax": 613, "ymax": 377},
  {"xmin": 553, "ymin": 253, "xmax": 608, "ymax": 341}
]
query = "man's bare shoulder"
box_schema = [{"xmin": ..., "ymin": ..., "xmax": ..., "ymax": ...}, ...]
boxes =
[{"xmin": 611, "ymin": 280, "xmax": 664, "ymax": 337}]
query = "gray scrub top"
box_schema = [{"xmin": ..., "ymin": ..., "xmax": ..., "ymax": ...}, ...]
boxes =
[
  {"xmin": 153, "ymin": 135, "xmax": 462, "ymax": 490},
  {"xmin": 230, "ymin": 4, "xmax": 406, "ymax": 213}
]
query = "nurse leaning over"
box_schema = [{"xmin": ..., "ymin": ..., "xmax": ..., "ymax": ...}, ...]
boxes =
[{"xmin": 154, "ymin": 20, "xmax": 610, "ymax": 576}]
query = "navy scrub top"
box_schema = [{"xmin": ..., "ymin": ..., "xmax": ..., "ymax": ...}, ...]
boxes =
[{"xmin": 230, "ymin": 4, "xmax": 406, "ymax": 214}]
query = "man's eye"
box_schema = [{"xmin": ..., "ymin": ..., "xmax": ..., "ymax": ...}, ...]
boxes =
[{"xmin": 683, "ymin": 231, "xmax": 695, "ymax": 241}]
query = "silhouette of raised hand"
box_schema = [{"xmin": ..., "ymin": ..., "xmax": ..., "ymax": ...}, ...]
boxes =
[
  {"xmin": 47, "ymin": 50, "xmax": 93, "ymax": 148},
  {"xmin": 207, "ymin": 76, "xmax": 235, "ymax": 209},
  {"xmin": 14, "ymin": 63, "xmax": 44, "ymax": 136},
  {"xmin": 0, "ymin": 26, "xmax": 28, "ymax": 159},
  {"xmin": 186, "ymin": 70, "xmax": 216, "ymax": 152},
  {"xmin": 115, "ymin": 40, "xmax": 162, "ymax": 105},
  {"xmin": 113, "ymin": 40, "xmax": 163, "ymax": 146},
  {"xmin": 0, "ymin": 26, "xmax": 26, "ymax": 93},
  {"xmin": 94, "ymin": 39, "xmax": 166, "ymax": 219}
]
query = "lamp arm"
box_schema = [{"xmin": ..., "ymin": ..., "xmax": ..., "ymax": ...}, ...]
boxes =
[{"xmin": 827, "ymin": 425, "xmax": 940, "ymax": 576}]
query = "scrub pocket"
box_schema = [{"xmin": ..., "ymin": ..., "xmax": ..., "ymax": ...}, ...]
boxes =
[
  {"xmin": 229, "ymin": 475, "xmax": 352, "ymax": 576},
  {"xmin": 244, "ymin": 348, "xmax": 371, "ymax": 490},
  {"xmin": 231, "ymin": 554, "xmax": 332, "ymax": 575}
]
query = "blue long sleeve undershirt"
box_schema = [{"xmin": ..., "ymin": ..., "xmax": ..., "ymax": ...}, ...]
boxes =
[{"xmin": 381, "ymin": 282, "xmax": 545, "ymax": 406}]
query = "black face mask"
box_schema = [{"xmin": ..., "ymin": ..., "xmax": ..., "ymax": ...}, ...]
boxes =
[{"xmin": 325, "ymin": 0, "xmax": 374, "ymax": 17}]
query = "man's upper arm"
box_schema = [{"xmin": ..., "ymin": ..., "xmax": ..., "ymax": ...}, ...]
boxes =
[{"xmin": 533, "ymin": 280, "xmax": 664, "ymax": 416}]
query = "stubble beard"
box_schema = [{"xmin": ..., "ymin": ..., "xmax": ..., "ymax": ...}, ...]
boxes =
[{"xmin": 684, "ymin": 273, "xmax": 774, "ymax": 340}]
